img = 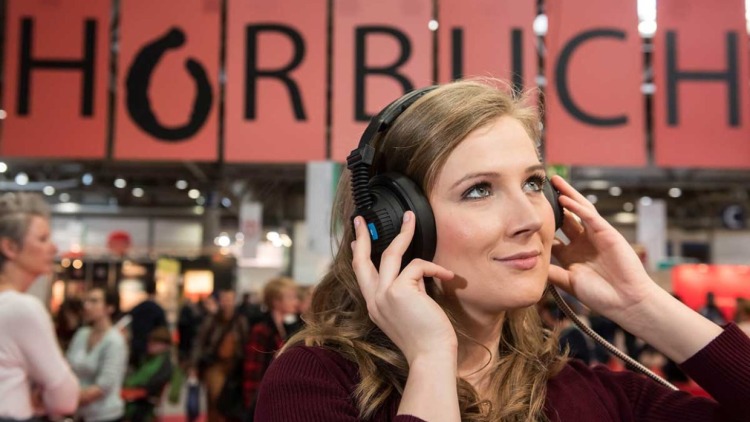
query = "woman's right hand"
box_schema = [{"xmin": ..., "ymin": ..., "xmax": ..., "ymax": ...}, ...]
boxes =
[{"xmin": 352, "ymin": 211, "xmax": 458, "ymax": 365}]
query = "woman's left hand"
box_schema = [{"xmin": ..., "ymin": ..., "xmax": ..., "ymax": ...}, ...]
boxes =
[{"xmin": 547, "ymin": 175, "xmax": 660, "ymax": 325}]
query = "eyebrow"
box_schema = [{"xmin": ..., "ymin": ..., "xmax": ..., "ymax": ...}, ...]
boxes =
[{"xmin": 450, "ymin": 164, "xmax": 546, "ymax": 189}]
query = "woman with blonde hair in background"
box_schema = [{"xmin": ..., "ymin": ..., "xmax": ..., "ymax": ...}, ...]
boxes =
[
  {"xmin": 242, "ymin": 277, "xmax": 301, "ymax": 420},
  {"xmin": 0, "ymin": 192, "xmax": 79, "ymax": 422},
  {"xmin": 254, "ymin": 80, "xmax": 750, "ymax": 421}
]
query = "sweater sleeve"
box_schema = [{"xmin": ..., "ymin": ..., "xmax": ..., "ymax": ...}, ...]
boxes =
[
  {"xmin": 678, "ymin": 323, "xmax": 750, "ymax": 420},
  {"xmin": 94, "ymin": 331, "xmax": 129, "ymax": 394},
  {"xmin": 15, "ymin": 295, "xmax": 79, "ymax": 416},
  {"xmin": 254, "ymin": 346, "xmax": 425, "ymax": 422},
  {"xmin": 590, "ymin": 323, "xmax": 750, "ymax": 421}
]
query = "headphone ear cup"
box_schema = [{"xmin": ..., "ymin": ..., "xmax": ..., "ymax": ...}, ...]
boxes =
[
  {"xmin": 363, "ymin": 173, "xmax": 436, "ymax": 268},
  {"xmin": 543, "ymin": 182, "xmax": 564, "ymax": 230}
]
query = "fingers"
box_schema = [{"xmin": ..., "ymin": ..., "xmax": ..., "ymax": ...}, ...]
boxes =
[
  {"xmin": 560, "ymin": 210, "xmax": 584, "ymax": 241},
  {"xmin": 547, "ymin": 264, "xmax": 573, "ymax": 295},
  {"xmin": 351, "ymin": 216, "xmax": 377, "ymax": 299},
  {"xmin": 399, "ymin": 259, "xmax": 454, "ymax": 286},
  {"xmin": 378, "ymin": 211, "xmax": 417, "ymax": 283},
  {"xmin": 550, "ymin": 175, "xmax": 609, "ymax": 233}
]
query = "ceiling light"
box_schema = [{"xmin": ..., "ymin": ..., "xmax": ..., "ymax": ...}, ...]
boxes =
[
  {"xmin": 221, "ymin": 197, "xmax": 232, "ymax": 207},
  {"xmin": 132, "ymin": 187, "xmax": 144, "ymax": 198},
  {"xmin": 176, "ymin": 180, "xmax": 188, "ymax": 190},
  {"xmin": 609, "ymin": 186, "xmax": 622, "ymax": 197},
  {"xmin": 59, "ymin": 193, "xmax": 70, "ymax": 203},
  {"xmin": 0, "ymin": 162, "xmax": 7, "ymax": 173},
  {"xmin": 428, "ymin": 19, "xmax": 439, "ymax": 31},
  {"xmin": 589, "ymin": 180, "xmax": 610, "ymax": 190},
  {"xmin": 669, "ymin": 187, "xmax": 682, "ymax": 198},
  {"xmin": 533, "ymin": 14, "xmax": 548, "ymax": 36},
  {"xmin": 114, "ymin": 178, "xmax": 127, "ymax": 189},
  {"xmin": 43, "ymin": 186, "xmax": 55, "ymax": 196},
  {"xmin": 640, "ymin": 196, "xmax": 653, "ymax": 206},
  {"xmin": 623, "ymin": 202, "xmax": 634, "ymax": 212},
  {"xmin": 15, "ymin": 172, "xmax": 28, "ymax": 186},
  {"xmin": 81, "ymin": 173, "xmax": 94, "ymax": 186},
  {"xmin": 196, "ymin": 196, "xmax": 206, "ymax": 205},
  {"xmin": 188, "ymin": 189, "xmax": 200, "ymax": 199}
]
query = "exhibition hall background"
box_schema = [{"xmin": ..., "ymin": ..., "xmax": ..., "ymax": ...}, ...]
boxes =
[{"xmin": 1, "ymin": 0, "xmax": 749, "ymax": 318}]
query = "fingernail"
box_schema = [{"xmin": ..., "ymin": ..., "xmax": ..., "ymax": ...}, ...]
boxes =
[
  {"xmin": 403, "ymin": 212, "xmax": 411, "ymax": 223},
  {"xmin": 354, "ymin": 217, "xmax": 360, "ymax": 227}
]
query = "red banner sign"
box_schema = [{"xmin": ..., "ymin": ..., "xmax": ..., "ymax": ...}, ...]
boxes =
[
  {"xmin": 113, "ymin": 0, "xmax": 221, "ymax": 161},
  {"xmin": 544, "ymin": 0, "xmax": 646, "ymax": 166},
  {"xmin": 437, "ymin": 0, "xmax": 536, "ymax": 90},
  {"xmin": 1, "ymin": 0, "xmax": 110, "ymax": 158},
  {"xmin": 653, "ymin": 0, "xmax": 750, "ymax": 168},
  {"xmin": 1, "ymin": 1, "xmax": 749, "ymax": 168},
  {"xmin": 224, "ymin": 0, "xmax": 327, "ymax": 163},
  {"xmin": 330, "ymin": 0, "xmax": 433, "ymax": 162}
]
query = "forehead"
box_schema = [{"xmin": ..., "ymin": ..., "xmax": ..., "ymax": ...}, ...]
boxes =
[
  {"xmin": 437, "ymin": 116, "xmax": 539, "ymax": 182},
  {"xmin": 87, "ymin": 289, "xmax": 104, "ymax": 299}
]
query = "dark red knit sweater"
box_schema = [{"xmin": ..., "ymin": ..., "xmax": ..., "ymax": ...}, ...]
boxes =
[{"xmin": 255, "ymin": 324, "xmax": 750, "ymax": 421}]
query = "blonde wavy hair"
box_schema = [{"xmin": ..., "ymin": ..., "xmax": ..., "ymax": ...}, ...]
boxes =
[{"xmin": 282, "ymin": 79, "xmax": 568, "ymax": 421}]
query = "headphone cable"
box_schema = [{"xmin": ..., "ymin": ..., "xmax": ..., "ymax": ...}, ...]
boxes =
[{"xmin": 547, "ymin": 285, "xmax": 679, "ymax": 391}]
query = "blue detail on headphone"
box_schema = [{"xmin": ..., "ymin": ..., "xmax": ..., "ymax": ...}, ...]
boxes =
[{"xmin": 367, "ymin": 223, "xmax": 379, "ymax": 240}]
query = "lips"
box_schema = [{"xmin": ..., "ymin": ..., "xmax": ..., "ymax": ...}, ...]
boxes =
[{"xmin": 494, "ymin": 251, "xmax": 541, "ymax": 270}]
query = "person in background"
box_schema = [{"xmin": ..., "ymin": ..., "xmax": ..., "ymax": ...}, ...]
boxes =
[
  {"xmin": 242, "ymin": 277, "xmax": 301, "ymax": 419},
  {"xmin": 297, "ymin": 285, "xmax": 314, "ymax": 319},
  {"xmin": 0, "ymin": 192, "xmax": 79, "ymax": 421},
  {"xmin": 588, "ymin": 310, "xmax": 618, "ymax": 365},
  {"xmin": 237, "ymin": 291, "xmax": 264, "ymax": 328},
  {"xmin": 735, "ymin": 298, "xmax": 750, "ymax": 337},
  {"xmin": 67, "ymin": 286, "xmax": 128, "ymax": 422},
  {"xmin": 122, "ymin": 327, "xmax": 174, "ymax": 422},
  {"xmin": 177, "ymin": 296, "xmax": 212, "ymax": 368},
  {"xmin": 128, "ymin": 278, "xmax": 167, "ymax": 367},
  {"xmin": 699, "ymin": 291, "xmax": 727, "ymax": 326},
  {"xmin": 191, "ymin": 288, "xmax": 247, "ymax": 422},
  {"xmin": 55, "ymin": 297, "xmax": 84, "ymax": 352}
]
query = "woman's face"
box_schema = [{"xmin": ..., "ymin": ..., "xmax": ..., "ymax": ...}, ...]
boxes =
[
  {"xmin": 83, "ymin": 289, "xmax": 111, "ymax": 324},
  {"xmin": 273, "ymin": 286, "xmax": 300, "ymax": 315},
  {"xmin": 12, "ymin": 216, "xmax": 57, "ymax": 279},
  {"xmin": 429, "ymin": 116, "xmax": 556, "ymax": 317}
]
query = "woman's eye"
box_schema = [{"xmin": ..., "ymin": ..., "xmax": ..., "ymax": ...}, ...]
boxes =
[
  {"xmin": 464, "ymin": 183, "xmax": 492, "ymax": 199},
  {"xmin": 524, "ymin": 175, "xmax": 547, "ymax": 193}
]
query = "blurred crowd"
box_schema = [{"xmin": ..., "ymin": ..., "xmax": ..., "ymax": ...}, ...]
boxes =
[
  {"xmin": 48, "ymin": 276, "xmax": 313, "ymax": 422},
  {"xmin": 2, "ymin": 191, "xmax": 750, "ymax": 422},
  {"xmin": 538, "ymin": 290, "xmax": 750, "ymax": 389},
  {"xmin": 0, "ymin": 190, "xmax": 312, "ymax": 422}
]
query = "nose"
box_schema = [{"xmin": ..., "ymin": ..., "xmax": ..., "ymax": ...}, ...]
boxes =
[{"xmin": 504, "ymin": 191, "xmax": 543, "ymax": 238}]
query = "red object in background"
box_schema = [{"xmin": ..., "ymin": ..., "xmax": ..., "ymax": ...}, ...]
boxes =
[
  {"xmin": 672, "ymin": 264, "xmax": 750, "ymax": 322},
  {"xmin": 107, "ymin": 231, "xmax": 132, "ymax": 256}
]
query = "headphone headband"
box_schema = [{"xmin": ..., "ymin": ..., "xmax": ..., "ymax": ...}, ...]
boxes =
[{"xmin": 349, "ymin": 86, "xmax": 439, "ymax": 167}]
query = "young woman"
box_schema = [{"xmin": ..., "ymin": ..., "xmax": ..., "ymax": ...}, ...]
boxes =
[
  {"xmin": 0, "ymin": 192, "xmax": 79, "ymax": 421},
  {"xmin": 254, "ymin": 80, "xmax": 750, "ymax": 421},
  {"xmin": 243, "ymin": 277, "xmax": 301, "ymax": 416},
  {"xmin": 67, "ymin": 287, "xmax": 128, "ymax": 422}
]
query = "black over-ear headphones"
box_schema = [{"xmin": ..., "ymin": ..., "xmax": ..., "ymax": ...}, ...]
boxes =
[{"xmin": 347, "ymin": 86, "xmax": 564, "ymax": 268}]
